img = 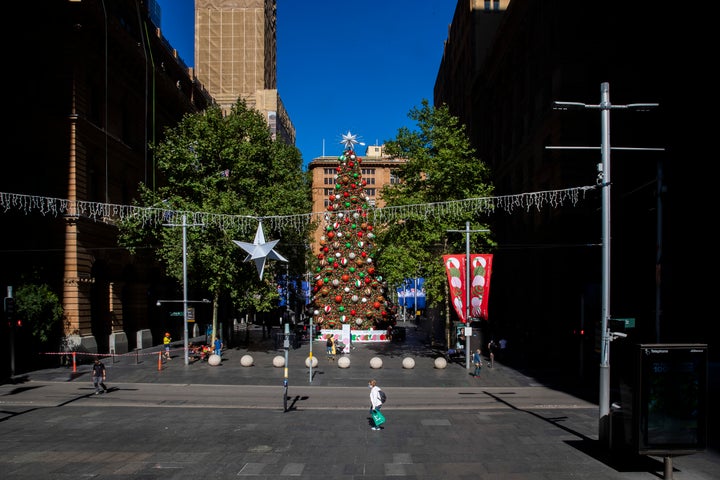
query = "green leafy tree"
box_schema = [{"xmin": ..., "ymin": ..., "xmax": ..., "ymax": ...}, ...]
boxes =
[
  {"xmin": 377, "ymin": 100, "xmax": 495, "ymax": 312},
  {"xmin": 118, "ymin": 100, "xmax": 312, "ymax": 338},
  {"xmin": 15, "ymin": 283, "xmax": 64, "ymax": 345}
]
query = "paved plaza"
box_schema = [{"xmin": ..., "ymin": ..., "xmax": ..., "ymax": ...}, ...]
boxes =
[{"xmin": 0, "ymin": 323, "xmax": 717, "ymax": 479}]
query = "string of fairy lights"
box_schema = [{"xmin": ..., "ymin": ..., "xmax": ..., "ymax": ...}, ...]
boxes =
[{"xmin": 0, "ymin": 185, "xmax": 595, "ymax": 234}]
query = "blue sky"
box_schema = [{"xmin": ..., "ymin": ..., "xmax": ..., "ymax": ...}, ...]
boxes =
[{"xmin": 156, "ymin": 0, "xmax": 457, "ymax": 168}]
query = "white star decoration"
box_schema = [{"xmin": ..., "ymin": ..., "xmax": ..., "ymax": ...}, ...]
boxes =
[
  {"xmin": 340, "ymin": 130, "xmax": 359, "ymax": 149},
  {"xmin": 233, "ymin": 222, "xmax": 288, "ymax": 279}
]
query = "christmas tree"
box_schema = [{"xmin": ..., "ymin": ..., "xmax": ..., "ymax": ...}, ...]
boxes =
[{"xmin": 310, "ymin": 132, "xmax": 394, "ymax": 332}]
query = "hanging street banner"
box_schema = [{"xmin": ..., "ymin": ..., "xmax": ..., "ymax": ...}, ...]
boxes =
[{"xmin": 443, "ymin": 254, "xmax": 493, "ymax": 323}]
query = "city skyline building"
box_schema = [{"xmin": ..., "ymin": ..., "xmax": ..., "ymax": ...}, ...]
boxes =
[{"xmin": 194, "ymin": 0, "xmax": 295, "ymax": 145}]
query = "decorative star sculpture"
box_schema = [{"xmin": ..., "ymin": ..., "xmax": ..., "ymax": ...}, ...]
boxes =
[
  {"xmin": 340, "ymin": 130, "xmax": 360, "ymax": 149},
  {"xmin": 233, "ymin": 222, "xmax": 288, "ymax": 279}
]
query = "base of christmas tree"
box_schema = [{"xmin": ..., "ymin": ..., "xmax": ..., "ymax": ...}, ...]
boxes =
[{"xmin": 318, "ymin": 329, "xmax": 390, "ymax": 344}]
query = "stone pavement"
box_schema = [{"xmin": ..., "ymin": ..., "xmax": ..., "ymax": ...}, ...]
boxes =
[{"xmin": 0, "ymin": 322, "xmax": 718, "ymax": 479}]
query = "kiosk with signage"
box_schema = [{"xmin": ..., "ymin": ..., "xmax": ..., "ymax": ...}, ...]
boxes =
[{"xmin": 634, "ymin": 343, "xmax": 707, "ymax": 456}]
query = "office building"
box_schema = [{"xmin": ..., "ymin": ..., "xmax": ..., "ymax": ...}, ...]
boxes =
[
  {"xmin": 0, "ymin": 0, "xmax": 212, "ymax": 369},
  {"xmin": 194, "ymin": 0, "xmax": 295, "ymax": 145},
  {"xmin": 434, "ymin": 0, "xmax": 707, "ymax": 373}
]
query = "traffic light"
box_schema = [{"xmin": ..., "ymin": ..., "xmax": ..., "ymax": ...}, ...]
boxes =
[{"xmin": 3, "ymin": 297, "xmax": 15, "ymax": 316}]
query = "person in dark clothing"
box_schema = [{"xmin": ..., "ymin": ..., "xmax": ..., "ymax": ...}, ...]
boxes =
[{"xmin": 92, "ymin": 358, "xmax": 108, "ymax": 394}]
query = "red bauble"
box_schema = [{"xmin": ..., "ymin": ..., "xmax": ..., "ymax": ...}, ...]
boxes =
[
  {"xmin": 341, "ymin": 274, "xmax": 350, "ymax": 282},
  {"xmin": 334, "ymin": 295, "xmax": 343, "ymax": 303},
  {"xmin": 327, "ymin": 231, "xmax": 335, "ymax": 239},
  {"xmin": 373, "ymin": 301, "xmax": 381, "ymax": 309}
]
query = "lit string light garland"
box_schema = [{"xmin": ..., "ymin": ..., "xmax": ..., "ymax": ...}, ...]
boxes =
[{"xmin": 0, "ymin": 185, "xmax": 595, "ymax": 232}]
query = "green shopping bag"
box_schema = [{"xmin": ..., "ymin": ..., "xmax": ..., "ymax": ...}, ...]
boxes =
[{"xmin": 371, "ymin": 409, "xmax": 385, "ymax": 426}]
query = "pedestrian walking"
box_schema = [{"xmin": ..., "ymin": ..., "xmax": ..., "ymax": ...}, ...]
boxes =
[
  {"xmin": 326, "ymin": 335, "xmax": 336, "ymax": 361},
  {"xmin": 91, "ymin": 358, "xmax": 108, "ymax": 394},
  {"xmin": 498, "ymin": 337, "xmax": 507, "ymax": 361},
  {"xmin": 163, "ymin": 332, "xmax": 172, "ymax": 360},
  {"xmin": 214, "ymin": 336, "xmax": 223, "ymax": 356},
  {"xmin": 472, "ymin": 348, "xmax": 483, "ymax": 377},
  {"xmin": 487, "ymin": 339, "xmax": 497, "ymax": 368},
  {"xmin": 368, "ymin": 379, "xmax": 385, "ymax": 430}
]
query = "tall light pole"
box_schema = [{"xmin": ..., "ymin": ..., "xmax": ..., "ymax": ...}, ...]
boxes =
[
  {"xmin": 163, "ymin": 214, "xmax": 205, "ymax": 365},
  {"xmin": 553, "ymin": 82, "xmax": 658, "ymax": 446},
  {"xmin": 447, "ymin": 222, "xmax": 489, "ymax": 370}
]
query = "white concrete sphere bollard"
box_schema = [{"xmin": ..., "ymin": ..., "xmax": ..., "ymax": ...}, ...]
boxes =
[
  {"xmin": 240, "ymin": 354, "xmax": 254, "ymax": 367},
  {"xmin": 305, "ymin": 356, "xmax": 319, "ymax": 368},
  {"xmin": 273, "ymin": 355, "xmax": 285, "ymax": 367},
  {"xmin": 208, "ymin": 354, "xmax": 222, "ymax": 366},
  {"xmin": 337, "ymin": 356, "xmax": 351, "ymax": 368},
  {"xmin": 369, "ymin": 356, "xmax": 383, "ymax": 369},
  {"xmin": 434, "ymin": 357, "xmax": 448, "ymax": 369},
  {"xmin": 402, "ymin": 357, "xmax": 416, "ymax": 369}
]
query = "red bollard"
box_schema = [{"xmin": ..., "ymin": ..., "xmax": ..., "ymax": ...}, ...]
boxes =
[
  {"xmin": 158, "ymin": 351, "xmax": 162, "ymax": 371},
  {"xmin": 72, "ymin": 351, "xmax": 77, "ymax": 373}
]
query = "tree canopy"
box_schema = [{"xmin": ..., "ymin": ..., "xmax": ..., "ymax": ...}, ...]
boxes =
[
  {"xmin": 376, "ymin": 100, "xmax": 495, "ymax": 308},
  {"xmin": 118, "ymin": 100, "xmax": 312, "ymax": 319}
]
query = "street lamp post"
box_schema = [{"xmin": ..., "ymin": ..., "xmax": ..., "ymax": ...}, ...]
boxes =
[
  {"xmin": 162, "ymin": 214, "xmax": 205, "ymax": 365},
  {"xmin": 447, "ymin": 222, "xmax": 489, "ymax": 370},
  {"xmin": 553, "ymin": 82, "xmax": 658, "ymax": 446}
]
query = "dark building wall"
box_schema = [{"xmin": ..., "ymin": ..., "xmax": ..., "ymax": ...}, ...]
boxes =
[
  {"xmin": 435, "ymin": 0, "xmax": 710, "ymax": 378},
  {"xmin": 1, "ymin": 0, "xmax": 213, "ymax": 372}
]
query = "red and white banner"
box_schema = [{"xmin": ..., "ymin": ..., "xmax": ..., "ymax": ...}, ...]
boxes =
[{"xmin": 443, "ymin": 254, "xmax": 493, "ymax": 323}]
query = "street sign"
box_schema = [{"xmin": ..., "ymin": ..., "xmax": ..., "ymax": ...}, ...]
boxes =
[
  {"xmin": 169, "ymin": 307, "xmax": 195, "ymax": 322},
  {"xmin": 614, "ymin": 317, "xmax": 635, "ymax": 328}
]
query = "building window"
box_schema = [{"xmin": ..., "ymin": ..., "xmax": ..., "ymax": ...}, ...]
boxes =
[
  {"xmin": 324, "ymin": 168, "xmax": 336, "ymax": 175},
  {"xmin": 365, "ymin": 188, "xmax": 376, "ymax": 197},
  {"xmin": 324, "ymin": 188, "xmax": 334, "ymax": 196},
  {"xmin": 324, "ymin": 177, "xmax": 336, "ymax": 185},
  {"xmin": 390, "ymin": 171, "xmax": 401, "ymax": 185},
  {"xmin": 361, "ymin": 168, "xmax": 376, "ymax": 176},
  {"xmin": 365, "ymin": 177, "xmax": 376, "ymax": 185}
]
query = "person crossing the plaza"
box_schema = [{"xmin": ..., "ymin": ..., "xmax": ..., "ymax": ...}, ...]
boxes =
[
  {"xmin": 163, "ymin": 332, "xmax": 172, "ymax": 360},
  {"xmin": 368, "ymin": 379, "xmax": 386, "ymax": 430},
  {"xmin": 472, "ymin": 348, "xmax": 483, "ymax": 377},
  {"xmin": 91, "ymin": 358, "xmax": 108, "ymax": 394}
]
